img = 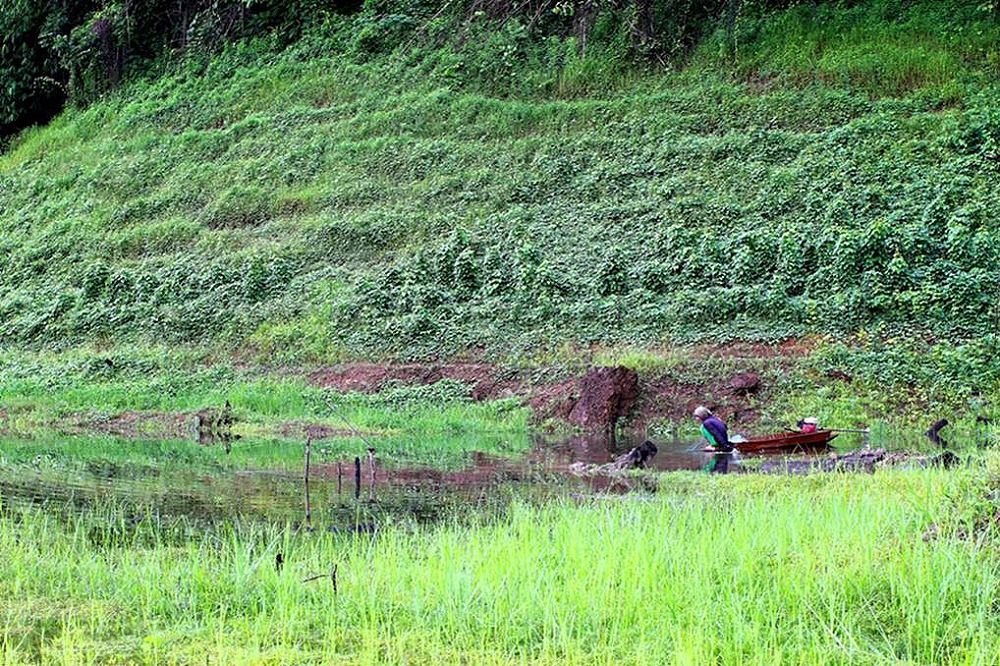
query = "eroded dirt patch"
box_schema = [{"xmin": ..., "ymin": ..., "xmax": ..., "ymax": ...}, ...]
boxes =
[
  {"xmin": 307, "ymin": 355, "xmax": 782, "ymax": 431},
  {"xmin": 30, "ymin": 342, "xmax": 811, "ymax": 441},
  {"xmin": 630, "ymin": 373, "xmax": 763, "ymax": 430},
  {"xmin": 67, "ymin": 411, "xmax": 193, "ymax": 439},
  {"xmin": 530, "ymin": 367, "xmax": 640, "ymax": 431},
  {"xmin": 308, "ymin": 363, "xmax": 526, "ymax": 401}
]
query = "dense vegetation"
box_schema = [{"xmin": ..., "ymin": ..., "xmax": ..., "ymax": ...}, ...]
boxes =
[
  {"xmin": 1, "ymin": 0, "xmax": 999, "ymax": 422},
  {"xmin": 0, "ymin": 0, "xmax": 818, "ymax": 138}
]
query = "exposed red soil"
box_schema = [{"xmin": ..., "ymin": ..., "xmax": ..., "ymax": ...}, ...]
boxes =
[
  {"xmin": 308, "ymin": 349, "xmax": 784, "ymax": 431},
  {"xmin": 308, "ymin": 362, "xmax": 525, "ymax": 401},
  {"xmin": 630, "ymin": 373, "xmax": 763, "ymax": 430},
  {"xmin": 305, "ymin": 339, "xmax": 814, "ymax": 431},
  {"xmin": 35, "ymin": 342, "xmax": 808, "ymax": 440},
  {"xmin": 526, "ymin": 378, "xmax": 579, "ymax": 423},
  {"xmin": 528, "ymin": 367, "xmax": 640, "ymax": 431},
  {"xmin": 312, "ymin": 362, "xmax": 646, "ymax": 431}
]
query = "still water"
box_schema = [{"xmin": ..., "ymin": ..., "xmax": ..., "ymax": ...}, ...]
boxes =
[{"xmin": 0, "ymin": 429, "xmax": 878, "ymax": 528}]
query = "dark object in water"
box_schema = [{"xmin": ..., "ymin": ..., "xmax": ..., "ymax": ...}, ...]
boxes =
[
  {"xmin": 704, "ymin": 452, "xmax": 734, "ymax": 474},
  {"xmin": 354, "ymin": 456, "xmax": 361, "ymax": 500},
  {"xmin": 303, "ymin": 438, "xmax": 312, "ymax": 529},
  {"xmin": 568, "ymin": 440, "xmax": 658, "ymax": 475},
  {"xmin": 925, "ymin": 420, "xmax": 960, "ymax": 464},
  {"xmin": 926, "ymin": 419, "xmax": 949, "ymax": 449},
  {"xmin": 197, "ymin": 401, "xmax": 237, "ymax": 453},
  {"xmin": 615, "ymin": 440, "xmax": 658, "ymax": 469},
  {"xmin": 931, "ymin": 450, "xmax": 960, "ymax": 468},
  {"xmin": 734, "ymin": 429, "xmax": 837, "ymax": 454}
]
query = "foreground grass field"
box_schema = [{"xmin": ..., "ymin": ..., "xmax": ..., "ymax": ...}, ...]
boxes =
[{"xmin": 2, "ymin": 465, "xmax": 999, "ymax": 664}]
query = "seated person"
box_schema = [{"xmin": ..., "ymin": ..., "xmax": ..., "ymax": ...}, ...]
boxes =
[
  {"xmin": 796, "ymin": 417, "xmax": 819, "ymax": 433},
  {"xmin": 693, "ymin": 406, "xmax": 733, "ymax": 452}
]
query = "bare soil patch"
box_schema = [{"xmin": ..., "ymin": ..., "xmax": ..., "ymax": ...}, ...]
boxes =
[
  {"xmin": 308, "ymin": 363, "xmax": 525, "ymax": 401},
  {"xmin": 67, "ymin": 411, "xmax": 193, "ymax": 439}
]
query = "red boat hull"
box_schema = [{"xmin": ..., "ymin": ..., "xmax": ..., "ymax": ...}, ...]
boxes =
[{"xmin": 735, "ymin": 429, "xmax": 838, "ymax": 454}]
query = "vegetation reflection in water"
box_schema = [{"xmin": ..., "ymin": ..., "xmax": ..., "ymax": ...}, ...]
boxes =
[
  {"xmin": 0, "ymin": 426, "xmax": 978, "ymax": 523},
  {"xmin": 0, "ymin": 430, "xmax": 548, "ymax": 527}
]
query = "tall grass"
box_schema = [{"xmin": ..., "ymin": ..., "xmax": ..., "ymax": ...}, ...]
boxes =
[
  {"xmin": 1, "ymin": 468, "xmax": 998, "ymax": 664},
  {"xmin": 710, "ymin": 0, "xmax": 999, "ymax": 97}
]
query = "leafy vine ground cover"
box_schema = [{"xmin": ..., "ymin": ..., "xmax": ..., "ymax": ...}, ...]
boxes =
[{"xmin": 1, "ymin": 0, "xmax": 999, "ymax": 426}]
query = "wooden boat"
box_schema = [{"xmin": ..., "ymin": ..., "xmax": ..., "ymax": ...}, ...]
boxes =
[{"xmin": 732, "ymin": 429, "xmax": 838, "ymax": 454}]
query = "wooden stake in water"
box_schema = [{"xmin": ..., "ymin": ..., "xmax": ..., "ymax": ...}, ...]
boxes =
[
  {"xmin": 304, "ymin": 437, "xmax": 313, "ymax": 530},
  {"xmin": 337, "ymin": 461, "xmax": 343, "ymax": 496},
  {"xmin": 354, "ymin": 456, "xmax": 361, "ymax": 501},
  {"xmin": 367, "ymin": 447, "xmax": 377, "ymax": 502}
]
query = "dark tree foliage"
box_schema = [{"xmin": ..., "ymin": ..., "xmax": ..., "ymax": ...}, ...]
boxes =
[
  {"xmin": 6, "ymin": 0, "xmax": 970, "ymax": 139},
  {"xmin": 465, "ymin": 0, "xmax": 802, "ymax": 60},
  {"xmin": 0, "ymin": 0, "xmax": 95, "ymax": 137},
  {"xmin": 0, "ymin": 0, "xmax": 360, "ymax": 139}
]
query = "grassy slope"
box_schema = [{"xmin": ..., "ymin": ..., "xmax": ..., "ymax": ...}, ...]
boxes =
[{"xmin": 1, "ymin": 0, "xmax": 999, "ymax": 425}]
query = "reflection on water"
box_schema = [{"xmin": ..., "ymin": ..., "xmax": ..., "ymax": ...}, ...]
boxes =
[
  {"xmin": 703, "ymin": 452, "xmax": 735, "ymax": 474},
  {"xmin": 0, "ymin": 428, "xmax": 879, "ymax": 527}
]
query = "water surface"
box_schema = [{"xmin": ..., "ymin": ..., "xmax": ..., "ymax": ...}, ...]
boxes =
[{"xmin": 0, "ymin": 427, "xmax": 901, "ymax": 528}]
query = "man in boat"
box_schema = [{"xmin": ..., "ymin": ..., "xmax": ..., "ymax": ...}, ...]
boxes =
[{"xmin": 694, "ymin": 406, "xmax": 733, "ymax": 453}]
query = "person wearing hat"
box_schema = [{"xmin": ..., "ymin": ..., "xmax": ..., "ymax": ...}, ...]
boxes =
[
  {"xmin": 694, "ymin": 406, "xmax": 732, "ymax": 452},
  {"xmin": 798, "ymin": 417, "xmax": 819, "ymax": 433}
]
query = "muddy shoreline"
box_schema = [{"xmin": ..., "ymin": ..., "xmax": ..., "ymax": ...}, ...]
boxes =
[{"xmin": 1, "ymin": 353, "xmax": 800, "ymax": 441}]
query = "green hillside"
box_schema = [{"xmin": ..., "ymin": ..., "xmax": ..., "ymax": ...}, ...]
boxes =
[{"xmin": 1, "ymin": 0, "xmax": 999, "ymax": 423}]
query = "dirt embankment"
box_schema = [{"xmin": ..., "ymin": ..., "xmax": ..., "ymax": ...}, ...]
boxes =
[
  {"xmin": 14, "ymin": 343, "xmax": 805, "ymax": 441},
  {"xmin": 308, "ymin": 341, "xmax": 807, "ymax": 431},
  {"xmin": 307, "ymin": 363, "xmax": 525, "ymax": 401},
  {"xmin": 306, "ymin": 362, "xmax": 642, "ymax": 428}
]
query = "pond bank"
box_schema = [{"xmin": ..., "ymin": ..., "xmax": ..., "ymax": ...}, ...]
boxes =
[{"xmin": 1, "ymin": 341, "xmax": 996, "ymax": 452}]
